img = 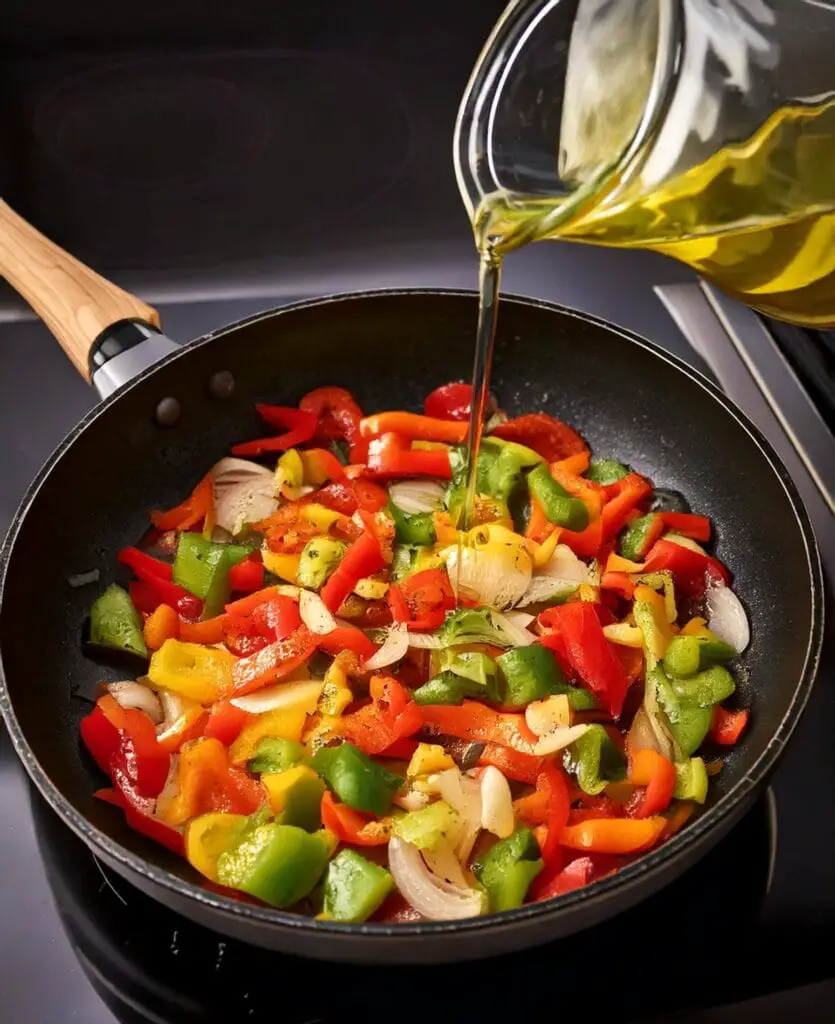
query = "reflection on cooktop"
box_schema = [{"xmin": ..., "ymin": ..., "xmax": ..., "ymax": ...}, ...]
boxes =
[{"xmin": 31, "ymin": 782, "xmax": 774, "ymax": 1024}]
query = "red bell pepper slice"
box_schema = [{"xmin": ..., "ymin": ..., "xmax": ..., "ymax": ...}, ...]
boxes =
[
  {"xmin": 117, "ymin": 547, "xmax": 173, "ymax": 580},
  {"xmin": 627, "ymin": 748, "xmax": 676, "ymax": 818},
  {"xmin": 642, "ymin": 538, "xmax": 730, "ymax": 600},
  {"xmin": 600, "ymin": 571, "xmax": 635, "ymax": 600},
  {"xmin": 232, "ymin": 626, "xmax": 317, "ymax": 695},
  {"xmin": 711, "ymin": 706, "xmax": 749, "ymax": 746},
  {"xmin": 80, "ymin": 705, "xmax": 121, "ymax": 775},
  {"xmin": 230, "ymin": 404, "xmax": 317, "ymax": 457},
  {"xmin": 360, "ymin": 411, "xmax": 468, "ymax": 444},
  {"xmin": 320, "ymin": 791, "xmax": 389, "ymax": 847},
  {"xmin": 339, "ymin": 677, "xmax": 422, "ymax": 755},
  {"xmin": 96, "ymin": 694, "xmax": 170, "ymax": 799},
  {"xmin": 204, "ymin": 701, "xmax": 252, "ymax": 747},
  {"xmin": 301, "ymin": 448, "xmax": 347, "ymax": 484},
  {"xmin": 249, "ymin": 595, "xmax": 302, "ymax": 640},
  {"xmin": 490, "ymin": 413, "xmax": 588, "ymax": 462},
  {"xmin": 352, "ymin": 478, "xmax": 391, "ymax": 512},
  {"xmin": 378, "ymin": 737, "xmax": 420, "ymax": 760},
  {"xmin": 600, "ymin": 473, "xmax": 653, "ymax": 540},
  {"xmin": 478, "ymin": 743, "xmax": 544, "ymax": 785},
  {"xmin": 228, "ymin": 558, "xmax": 264, "ymax": 593},
  {"xmin": 119, "ymin": 548, "xmax": 199, "ymax": 614},
  {"xmin": 150, "ymin": 474, "xmax": 213, "ymax": 532},
  {"xmin": 420, "ymin": 701, "xmax": 532, "ymax": 750},
  {"xmin": 559, "ymin": 518, "xmax": 604, "ymax": 559},
  {"xmin": 536, "ymin": 761, "xmax": 571, "ymax": 866},
  {"xmin": 387, "ymin": 568, "xmax": 456, "ymax": 631},
  {"xmin": 532, "ymin": 854, "xmax": 622, "ymax": 901},
  {"xmin": 317, "ymin": 625, "xmax": 377, "ymax": 661},
  {"xmin": 366, "ymin": 433, "xmax": 452, "ymax": 479},
  {"xmin": 424, "ymin": 382, "xmax": 473, "ymax": 422},
  {"xmin": 320, "ymin": 529, "xmax": 385, "ymax": 613},
  {"xmin": 310, "ymin": 481, "xmax": 359, "ymax": 515},
  {"xmin": 542, "ymin": 602, "xmax": 630, "ymax": 718},
  {"xmin": 300, "ymin": 386, "xmax": 366, "ymax": 461},
  {"xmin": 659, "ymin": 512, "xmax": 712, "ymax": 542},
  {"xmin": 95, "ymin": 788, "xmax": 185, "ymax": 856}
]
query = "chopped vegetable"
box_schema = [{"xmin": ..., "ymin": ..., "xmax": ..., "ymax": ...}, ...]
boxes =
[
  {"xmin": 297, "ymin": 537, "xmax": 347, "ymax": 590},
  {"xmin": 248, "ymin": 737, "xmax": 306, "ymax": 775},
  {"xmin": 89, "ymin": 585, "xmax": 148, "ymax": 659},
  {"xmin": 472, "ymin": 826, "xmax": 543, "ymax": 912},
  {"xmin": 586, "ymin": 458, "xmax": 629, "ymax": 485},
  {"xmin": 312, "ymin": 742, "xmax": 402, "ymax": 816},
  {"xmin": 567, "ymin": 724, "xmax": 627, "ymax": 796},
  {"xmin": 496, "ymin": 645, "xmax": 565, "ymax": 708},
  {"xmin": 528, "ymin": 463, "xmax": 589, "ymax": 531},
  {"xmin": 322, "ymin": 849, "xmax": 394, "ymax": 922}
]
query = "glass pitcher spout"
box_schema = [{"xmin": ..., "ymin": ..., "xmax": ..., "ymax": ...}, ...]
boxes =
[{"xmin": 455, "ymin": 0, "xmax": 835, "ymax": 327}]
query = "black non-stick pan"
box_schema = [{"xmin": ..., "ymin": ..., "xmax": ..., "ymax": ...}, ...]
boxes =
[{"xmin": 0, "ymin": 200, "xmax": 824, "ymax": 964}]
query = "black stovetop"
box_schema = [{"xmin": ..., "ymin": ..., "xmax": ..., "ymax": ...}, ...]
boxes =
[{"xmin": 1, "ymin": 6, "xmax": 834, "ymax": 1022}]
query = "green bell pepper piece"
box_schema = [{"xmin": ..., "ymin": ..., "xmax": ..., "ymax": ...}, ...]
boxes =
[
  {"xmin": 473, "ymin": 826, "xmax": 543, "ymax": 912},
  {"xmin": 483, "ymin": 436, "xmax": 544, "ymax": 467},
  {"xmin": 215, "ymin": 823, "xmax": 330, "ymax": 908},
  {"xmin": 436, "ymin": 650, "xmax": 500, "ymax": 701},
  {"xmin": 413, "ymin": 671, "xmax": 486, "ymax": 706},
  {"xmin": 249, "ymin": 737, "xmax": 307, "ymax": 775},
  {"xmin": 274, "ymin": 770, "xmax": 326, "ymax": 832},
  {"xmin": 496, "ymin": 645, "xmax": 564, "ymax": 708},
  {"xmin": 565, "ymin": 723, "xmax": 627, "ymax": 796},
  {"xmin": 672, "ymin": 665, "xmax": 736, "ymax": 708},
  {"xmin": 663, "ymin": 636, "xmax": 737, "ymax": 678},
  {"xmin": 89, "ymin": 584, "xmax": 148, "ymax": 658},
  {"xmin": 297, "ymin": 537, "xmax": 347, "ymax": 590},
  {"xmin": 619, "ymin": 513, "xmax": 661, "ymax": 561},
  {"xmin": 484, "ymin": 445, "xmax": 526, "ymax": 503},
  {"xmin": 322, "ymin": 849, "xmax": 394, "ymax": 923},
  {"xmin": 527, "ymin": 463, "xmax": 589, "ymax": 531},
  {"xmin": 173, "ymin": 534, "xmax": 250, "ymax": 619},
  {"xmin": 391, "ymin": 800, "xmax": 461, "ymax": 851},
  {"xmin": 586, "ymin": 458, "xmax": 630, "ymax": 485},
  {"xmin": 312, "ymin": 742, "xmax": 402, "ymax": 816},
  {"xmin": 388, "ymin": 502, "xmax": 436, "ymax": 546},
  {"xmin": 391, "ymin": 544, "xmax": 420, "ymax": 581},
  {"xmin": 552, "ymin": 682, "xmax": 598, "ymax": 711},
  {"xmin": 655, "ymin": 669, "xmax": 713, "ymax": 756},
  {"xmin": 674, "ymin": 757, "xmax": 709, "ymax": 803}
]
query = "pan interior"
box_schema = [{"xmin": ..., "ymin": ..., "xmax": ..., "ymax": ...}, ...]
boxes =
[{"xmin": 0, "ymin": 292, "xmax": 816, "ymax": 909}]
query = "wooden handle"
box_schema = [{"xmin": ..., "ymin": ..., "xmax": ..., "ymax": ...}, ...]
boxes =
[{"xmin": 0, "ymin": 198, "xmax": 161, "ymax": 380}]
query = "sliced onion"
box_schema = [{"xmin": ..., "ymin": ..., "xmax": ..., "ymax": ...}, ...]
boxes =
[
  {"xmin": 230, "ymin": 679, "xmax": 323, "ymax": 714},
  {"xmin": 67, "ymin": 569, "xmax": 100, "ymax": 588},
  {"xmin": 513, "ymin": 723, "xmax": 590, "ymax": 757},
  {"xmin": 210, "ymin": 457, "xmax": 278, "ymax": 536},
  {"xmin": 158, "ymin": 690, "xmax": 195, "ymax": 728},
  {"xmin": 665, "ymin": 533, "xmax": 708, "ymax": 556},
  {"xmin": 484, "ymin": 409, "xmax": 508, "ymax": 432},
  {"xmin": 395, "ymin": 788, "xmax": 431, "ymax": 812},
  {"xmin": 490, "ymin": 609, "xmax": 537, "ymax": 647},
  {"xmin": 107, "ymin": 681, "xmax": 162, "ymax": 724},
  {"xmin": 539, "ymin": 544, "xmax": 593, "ymax": 584},
  {"xmin": 299, "ymin": 589, "xmax": 338, "ymax": 636},
  {"xmin": 504, "ymin": 610, "xmax": 534, "ymax": 628},
  {"xmin": 444, "ymin": 525, "xmax": 532, "ymax": 610},
  {"xmin": 427, "ymin": 768, "xmax": 482, "ymax": 859},
  {"xmin": 277, "ymin": 585, "xmax": 301, "ymax": 600},
  {"xmin": 516, "ymin": 576, "xmax": 580, "ymax": 608},
  {"xmin": 407, "ymin": 632, "xmax": 443, "ymax": 649},
  {"xmin": 627, "ymin": 704, "xmax": 675, "ymax": 761},
  {"xmin": 706, "ymin": 583, "xmax": 750, "ymax": 654},
  {"xmin": 364, "ymin": 623, "xmax": 409, "ymax": 670},
  {"xmin": 480, "ymin": 765, "xmax": 515, "ymax": 838},
  {"xmin": 389, "ymin": 479, "xmax": 447, "ymax": 515},
  {"xmin": 388, "ymin": 838, "xmax": 485, "ymax": 920},
  {"xmin": 525, "ymin": 694, "xmax": 571, "ymax": 737},
  {"xmin": 421, "ymin": 843, "xmax": 471, "ymax": 890}
]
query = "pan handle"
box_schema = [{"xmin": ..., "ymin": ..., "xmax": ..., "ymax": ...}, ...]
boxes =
[{"xmin": 0, "ymin": 199, "xmax": 179, "ymax": 397}]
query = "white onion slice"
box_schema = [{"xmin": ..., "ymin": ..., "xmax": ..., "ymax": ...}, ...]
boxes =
[
  {"xmin": 407, "ymin": 632, "xmax": 443, "ymax": 649},
  {"xmin": 210, "ymin": 458, "xmax": 278, "ymax": 536},
  {"xmin": 363, "ymin": 623, "xmax": 409, "ymax": 671},
  {"xmin": 299, "ymin": 589, "xmax": 338, "ymax": 636},
  {"xmin": 427, "ymin": 768, "xmax": 482, "ymax": 860},
  {"xmin": 230, "ymin": 679, "xmax": 323, "ymax": 714},
  {"xmin": 107, "ymin": 682, "xmax": 162, "ymax": 724},
  {"xmin": 490, "ymin": 609, "xmax": 537, "ymax": 647},
  {"xmin": 539, "ymin": 544, "xmax": 593, "ymax": 583},
  {"xmin": 421, "ymin": 843, "xmax": 471, "ymax": 891},
  {"xmin": 395, "ymin": 789, "xmax": 431, "ymax": 812},
  {"xmin": 480, "ymin": 765, "xmax": 515, "ymax": 838},
  {"xmin": 706, "ymin": 583, "xmax": 750, "ymax": 654},
  {"xmin": 444, "ymin": 526, "xmax": 532, "ymax": 610},
  {"xmin": 389, "ymin": 479, "xmax": 447, "ymax": 515},
  {"xmin": 504, "ymin": 609, "xmax": 535, "ymax": 628},
  {"xmin": 158, "ymin": 690, "xmax": 195, "ymax": 728},
  {"xmin": 627, "ymin": 704, "xmax": 675, "ymax": 760},
  {"xmin": 388, "ymin": 838, "xmax": 485, "ymax": 921},
  {"xmin": 516, "ymin": 576, "xmax": 580, "ymax": 608},
  {"xmin": 514, "ymin": 723, "xmax": 590, "ymax": 757}
]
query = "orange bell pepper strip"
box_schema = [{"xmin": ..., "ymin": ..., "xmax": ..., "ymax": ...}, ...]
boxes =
[
  {"xmin": 150, "ymin": 473, "xmax": 214, "ymax": 532},
  {"xmin": 179, "ymin": 615, "xmax": 230, "ymax": 644},
  {"xmin": 479, "ymin": 742, "xmax": 544, "ymax": 785},
  {"xmin": 710, "ymin": 706, "xmax": 749, "ymax": 746},
  {"xmin": 359, "ymin": 411, "xmax": 468, "ymax": 444},
  {"xmin": 525, "ymin": 494, "xmax": 553, "ymax": 544},
  {"xmin": 157, "ymin": 737, "xmax": 264, "ymax": 827},
  {"xmin": 627, "ymin": 748, "xmax": 676, "ymax": 818},
  {"xmin": 300, "ymin": 447, "xmax": 347, "ymax": 484},
  {"xmin": 600, "ymin": 571, "xmax": 635, "ymax": 600},
  {"xmin": 420, "ymin": 701, "xmax": 534, "ymax": 750},
  {"xmin": 662, "ymin": 800, "xmax": 696, "ymax": 839},
  {"xmin": 559, "ymin": 816, "xmax": 667, "ymax": 854},
  {"xmin": 156, "ymin": 706, "xmax": 209, "ymax": 754},
  {"xmin": 659, "ymin": 512, "xmax": 711, "ymax": 542},
  {"xmin": 548, "ymin": 463, "xmax": 604, "ymax": 520},
  {"xmin": 600, "ymin": 473, "xmax": 653, "ymax": 540},
  {"xmin": 553, "ymin": 451, "xmax": 590, "ymax": 476},
  {"xmin": 143, "ymin": 603, "xmax": 180, "ymax": 650},
  {"xmin": 320, "ymin": 791, "xmax": 389, "ymax": 847},
  {"xmin": 338, "ymin": 677, "xmax": 422, "ymax": 755},
  {"xmin": 232, "ymin": 627, "xmax": 317, "ymax": 696},
  {"xmin": 365, "ymin": 433, "xmax": 452, "ymax": 479}
]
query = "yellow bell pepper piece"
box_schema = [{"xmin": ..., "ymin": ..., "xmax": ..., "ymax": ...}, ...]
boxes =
[
  {"xmin": 274, "ymin": 449, "xmax": 304, "ymax": 499},
  {"xmin": 353, "ymin": 577, "xmax": 389, "ymax": 600},
  {"xmin": 148, "ymin": 640, "xmax": 236, "ymax": 704},
  {"xmin": 407, "ymin": 743, "xmax": 456, "ymax": 779},
  {"xmin": 531, "ymin": 527, "xmax": 562, "ymax": 569},
  {"xmin": 184, "ymin": 812, "xmax": 249, "ymax": 881},
  {"xmin": 261, "ymin": 764, "xmax": 323, "ymax": 816},
  {"xmin": 605, "ymin": 552, "xmax": 646, "ymax": 574},
  {"xmin": 318, "ymin": 658, "xmax": 353, "ymax": 716},
  {"xmin": 633, "ymin": 584, "xmax": 674, "ymax": 661},
  {"xmin": 414, "ymin": 548, "xmax": 444, "ymax": 573},
  {"xmin": 229, "ymin": 707, "xmax": 309, "ymax": 765},
  {"xmin": 412, "ymin": 440, "xmax": 451, "ymax": 452},
  {"xmin": 261, "ymin": 547, "xmax": 300, "ymax": 583},
  {"xmin": 300, "ymin": 503, "xmax": 341, "ymax": 530},
  {"xmin": 680, "ymin": 616, "xmax": 722, "ymax": 641},
  {"xmin": 303, "ymin": 714, "xmax": 342, "ymax": 755},
  {"xmin": 578, "ymin": 583, "xmax": 600, "ymax": 603},
  {"xmin": 602, "ymin": 623, "xmax": 645, "ymax": 648}
]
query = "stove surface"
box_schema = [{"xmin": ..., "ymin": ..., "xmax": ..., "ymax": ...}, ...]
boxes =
[{"xmin": 1, "ymin": 6, "xmax": 834, "ymax": 1022}]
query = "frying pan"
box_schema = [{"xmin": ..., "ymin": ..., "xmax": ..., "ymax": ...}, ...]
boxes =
[{"xmin": 0, "ymin": 200, "xmax": 824, "ymax": 964}]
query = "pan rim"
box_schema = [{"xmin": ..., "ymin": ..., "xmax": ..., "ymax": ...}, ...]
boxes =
[{"xmin": 0, "ymin": 287, "xmax": 824, "ymax": 941}]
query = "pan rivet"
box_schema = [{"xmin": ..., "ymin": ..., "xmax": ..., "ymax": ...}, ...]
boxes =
[
  {"xmin": 208, "ymin": 370, "xmax": 235, "ymax": 399},
  {"xmin": 154, "ymin": 397, "xmax": 182, "ymax": 428}
]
